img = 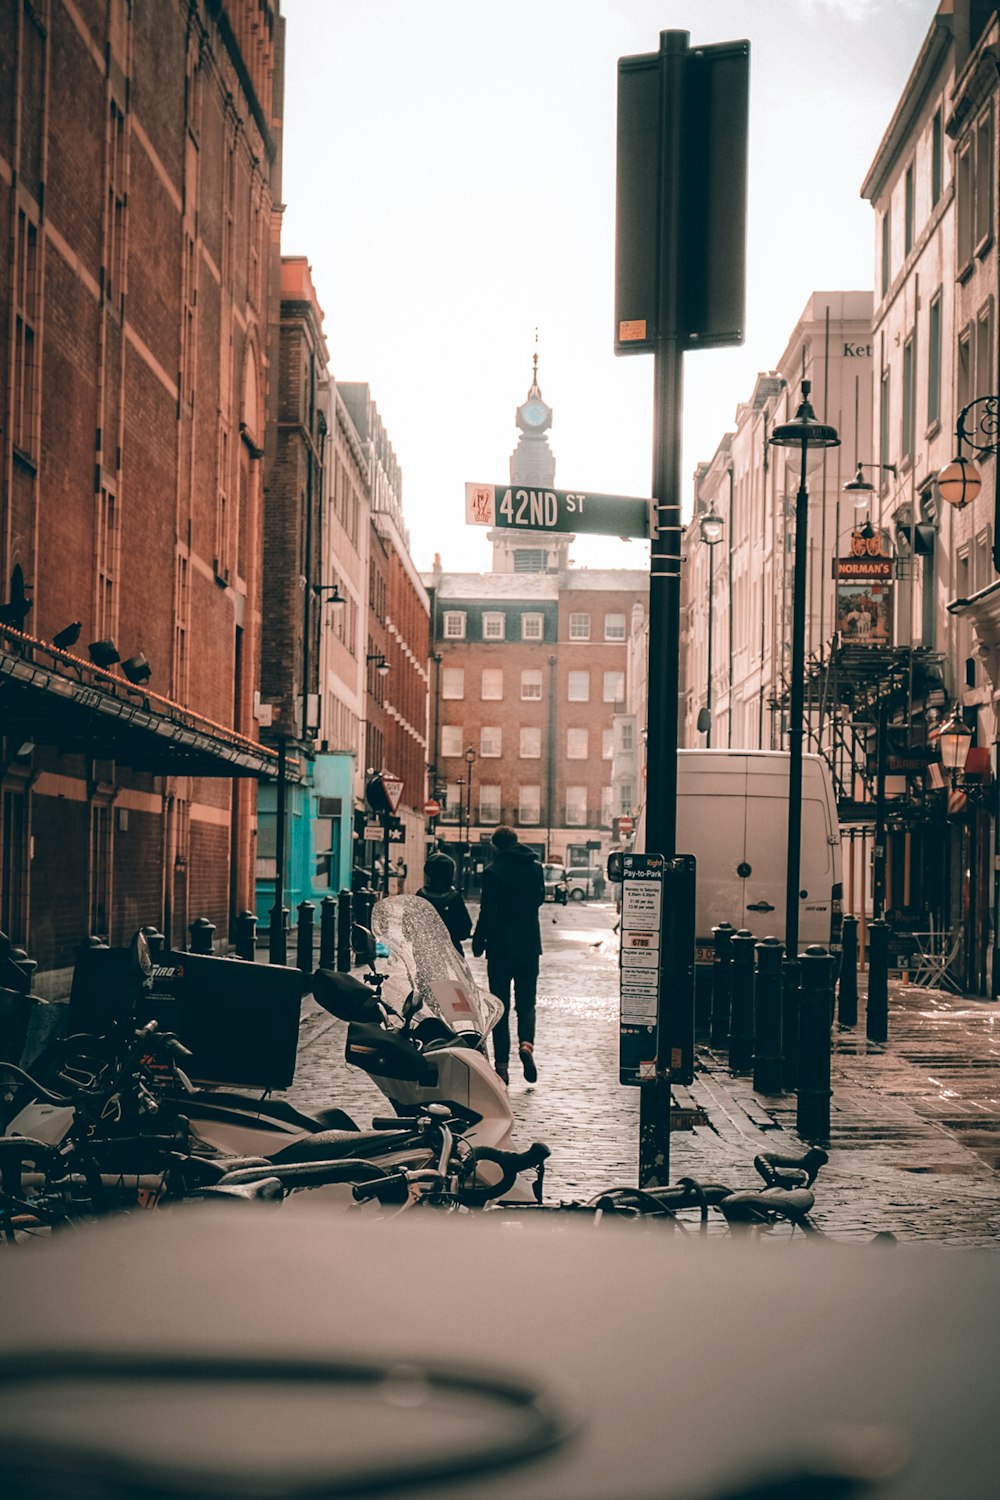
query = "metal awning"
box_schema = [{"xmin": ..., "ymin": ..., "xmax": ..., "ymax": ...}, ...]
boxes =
[{"xmin": 0, "ymin": 629, "xmax": 282, "ymax": 780}]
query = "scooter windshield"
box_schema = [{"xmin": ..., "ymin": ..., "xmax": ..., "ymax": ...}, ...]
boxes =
[{"xmin": 371, "ymin": 896, "xmax": 502, "ymax": 1038}]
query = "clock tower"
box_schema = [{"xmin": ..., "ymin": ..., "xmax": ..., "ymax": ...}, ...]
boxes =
[{"xmin": 490, "ymin": 351, "xmax": 573, "ymax": 572}]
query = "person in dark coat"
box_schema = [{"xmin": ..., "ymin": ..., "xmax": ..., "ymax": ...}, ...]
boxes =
[
  {"xmin": 471, "ymin": 826, "xmax": 544, "ymax": 1085},
  {"xmin": 416, "ymin": 851, "xmax": 473, "ymax": 955}
]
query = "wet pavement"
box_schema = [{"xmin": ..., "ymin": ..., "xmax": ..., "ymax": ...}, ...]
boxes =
[{"xmin": 286, "ymin": 901, "xmax": 1000, "ymax": 1248}]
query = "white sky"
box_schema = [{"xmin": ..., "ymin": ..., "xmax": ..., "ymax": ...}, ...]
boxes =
[{"xmin": 280, "ymin": 0, "xmax": 937, "ymax": 575}]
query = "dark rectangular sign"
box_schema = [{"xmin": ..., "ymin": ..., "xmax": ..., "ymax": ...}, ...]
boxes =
[
  {"xmin": 615, "ymin": 36, "xmax": 749, "ymax": 355},
  {"xmin": 466, "ymin": 482, "xmax": 650, "ymax": 539}
]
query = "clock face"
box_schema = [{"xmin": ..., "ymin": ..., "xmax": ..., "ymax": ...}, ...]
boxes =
[{"xmin": 521, "ymin": 400, "xmax": 548, "ymax": 428}]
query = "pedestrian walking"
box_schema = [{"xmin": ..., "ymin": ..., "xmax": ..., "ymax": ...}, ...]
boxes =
[
  {"xmin": 471, "ymin": 825, "xmax": 544, "ymax": 1085},
  {"xmin": 416, "ymin": 851, "xmax": 473, "ymax": 955}
]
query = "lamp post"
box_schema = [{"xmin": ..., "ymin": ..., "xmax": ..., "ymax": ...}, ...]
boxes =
[
  {"xmin": 935, "ymin": 395, "xmax": 998, "ymax": 563},
  {"xmin": 768, "ymin": 380, "xmax": 840, "ymax": 964},
  {"xmin": 463, "ymin": 747, "xmax": 476, "ymax": 892},
  {"xmin": 697, "ymin": 506, "xmax": 724, "ymax": 746}
]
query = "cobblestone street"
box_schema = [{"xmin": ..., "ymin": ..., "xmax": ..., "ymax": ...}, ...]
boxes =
[{"xmin": 285, "ymin": 900, "xmax": 1000, "ymax": 1248}]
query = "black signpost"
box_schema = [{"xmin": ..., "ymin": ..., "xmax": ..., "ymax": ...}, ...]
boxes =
[{"xmin": 614, "ymin": 29, "xmax": 749, "ymax": 1186}]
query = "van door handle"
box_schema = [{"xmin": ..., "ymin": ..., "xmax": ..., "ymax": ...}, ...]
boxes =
[{"xmin": 746, "ymin": 901, "xmax": 775, "ymax": 912}]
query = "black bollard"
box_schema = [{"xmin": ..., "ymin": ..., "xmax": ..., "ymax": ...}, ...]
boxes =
[
  {"xmin": 866, "ymin": 917, "xmax": 890, "ymax": 1043},
  {"xmin": 319, "ymin": 896, "xmax": 337, "ymax": 970},
  {"xmin": 234, "ymin": 910, "xmax": 257, "ymax": 962},
  {"xmin": 709, "ymin": 922, "xmax": 735, "ymax": 1049},
  {"xmin": 296, "ymin": 901, "xmax": 315, "ymax": 975},
  {"xmin": 728, "ymin": 930, "xmax": 757, "ymax": 1074},
  {"xmin": 796, "ymin": 944, "xmax": 835, "ymax": 1143},
  {"xmin": 336, "ymin": 889, "xmax": 353, "ymax": 972},
  {"xmin": 141, "ymin": 926, "xmax": 166, "ymax": 959},
  {"xmin": 781, "ymin": 956, "xmax": 800, "ymax": 1092},
  {"xmin": 354, "ymin": 889, "xmax": 376, "ymax": 932},
  {"xmin": 268, "ymin": 905, "xmax": 289, "ymax": 966},
  {"xmin": 189, "ymin": 916, "xmax": 215, "ymax": 954},
  {"xmin": 753, "ymin": 936, "xmax": 784, "ymax": 1095},
  {"xmin": 837, "ymin": 914, "xmax": 859, "ymax": 1028}
]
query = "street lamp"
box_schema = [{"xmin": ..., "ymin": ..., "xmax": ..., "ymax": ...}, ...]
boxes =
[
  {"xmin": 937, "ymin": 709, "xmax": 974, "ymax": 785},
  {"xmin": 843, "ymin": 461, "xmax": 897, "ymax": 519},
  {"xmin": 697, "ymin": 506, "xmax": 724, "ymax": 745},
  {"xmin": 463, "ymin": 747, "xmax": 477, "ymax": 891},
  {"xmin": 769, "ymin": 380, "xmax": 840, "ymax": 964},
  {"xmin": 936, "ymin": 395, "xmax": 999, "ymax": 565},
  {"xmin": 366, "ymin": 653, "xmax": 390, "ymax": 676}
]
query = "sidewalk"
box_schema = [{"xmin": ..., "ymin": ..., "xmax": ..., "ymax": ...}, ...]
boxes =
[{"xmin": 287, "ymin": 910, "xmax": 1000, "ymax": 1248}]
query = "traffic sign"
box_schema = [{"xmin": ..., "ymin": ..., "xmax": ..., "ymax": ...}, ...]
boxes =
[
  {"xmin": 423, "ymin": 799, "xmax": 441, "ymax": 817},
  {"xmin": 466, "ymin": 483, "xmax": 651, "ymax": 539},
  {"xmin": 380, "ymin": 775, "xmax": 404, "ymax": 812},
  {"xmin": 619, "ymin": 814, "xmax": 635, "ymax": 835}
]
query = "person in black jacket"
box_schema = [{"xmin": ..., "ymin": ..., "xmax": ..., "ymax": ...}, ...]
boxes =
[
  {"xmin": 471, "ymin": 826, "xmax": 544, "ymax": 1085},
  {"xmin": 416, "ymin": 851, "xmax": 473, "ymax": 955}
]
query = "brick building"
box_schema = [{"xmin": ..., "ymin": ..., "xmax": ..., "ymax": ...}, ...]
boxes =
[
  {"xmin": 0, "ymin": 0, "xmax": 283, "ymax": 984},
  {"xmin": 341, "ymin": 384, "xmax": 430, "ymax": 888}
]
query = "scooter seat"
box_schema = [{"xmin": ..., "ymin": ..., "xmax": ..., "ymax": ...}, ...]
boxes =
[{"xmin": 268, "ymin": 1127, "xmax": 418, "ymax": 1164}]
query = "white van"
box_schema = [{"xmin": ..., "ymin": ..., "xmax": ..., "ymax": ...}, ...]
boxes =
[{"xmin": 631, "ymin": 750, "xmax": 843, "ymax": 959}]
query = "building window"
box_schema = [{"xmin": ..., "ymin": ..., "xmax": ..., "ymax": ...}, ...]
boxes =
[
  {"xmin": 442, "ymin": 782, "xmax": 461, "ymax": 822},
  {"xmin": 976, "ymin": 299, "xmax": 994, "ymax": 407},
  {"xmin": 480, "ymin": 726, "xmax": 502, "ymax": 757},
  {"xmin": 927, "ymin": 292, "xmax": 942, "ymax": 429},
  {"xmin": 957, "ymin": 108, "xmax": 994, "ymax": 270},
  {"xmin": 514, "ymin": 548, "xmax": 546, "ymax": 573},
  {"xmin": 568, "ymin": 670, "xmax": 590, "ymax": 702},
  {"xmin": 481, "ymin": 668, "xmax": 503, "ymax": 700},
  {"xmin": 619, "ymin": 782, "xmax": 634, "ymax": 814},
  {"xmin": 957, "ymin": 324, "xmax": 973, "ymax": 416},
  {"xmin": 621, "ymin": 722, "xmax": 635, "ymax": 752},
  {"xmin": 521, "ymin": 669, "xmax": 543, "ymax": 700},
  {"xmin": 603, "ymin": 670, "xmax": 625, "ymax": 704},
  {"xmin": 566, "ymin": 727, "xmax": 588, "ymax": 759},
  {"xmin": 521, "ymin": 613, "xmax": 544, "ymax": 640},
  {"xmin": 106, "ymin": 99, "xmax": 126, "ymax": 306},
  {"xmin": 601, "ymin": 786, "xmax": 614, "ymax": 827},
  {"xmin": 519, "ymin": 785, "xmax": 541, "ymax": 826},
  {"xmin": 904, "ymin": 162, "xmax": 914, "ymax": 257},
  {"xmin": 602, "ymin": 728, "xmax": 614, "ymax": 760},
  {"xmin": 96, "ymin": 487, "xmax": 120, "ymax": 643},
  {"xmin": 880, "ymin": 210, "xmax": 890, "ymax": 298},
  {"xmin": 565, "ymin": 786, "xmax": 587, "ymax": 826},
  {"xmin": 482, "ymin": 611, "xmax": 505, "ymax": 640},
  {"xmin": 442, "ymin": 667, "xmax": 464, "ymax": 699},
  {"xmin": 901, "ymin": 335, "xmax": 915, "ymax": 461},
  {"xmin": 173, "ymin": 552, "xmax": 190, "ymax": 702},
  {"xmin": 569, "ymin": 612, "xmax": 590, "ymax": 640},
  {"xmin": 12, "ymin": 210, "xmax": 40, "ymax": 460},
  {"xmin": 479, "ymin": 785, "xmax": 501, "ymax": 824},
  {"xmin": 879, "ymin": 368, "xmax": 891, "ymax": 473},
  {"xmin": 443, "ymin": 611, "xmax": 466, "ymax": 639},
  {"xmin": 1, "ymin": 787, "xmax": 28, "ymax": 944},
  {"xmin": 520, "ymin": 726, "xmax": 541, "ymax": 758},
  {"xmin": 604, "ymin": 613, "xmax": 626, "ymax": 640},
  {"xmin": 931, "ymin": 108, "xmax": 942, "ymax": 207},
  {"xmin": 441, "ymin": 726, "xmax": 463, "ymax": 757}
]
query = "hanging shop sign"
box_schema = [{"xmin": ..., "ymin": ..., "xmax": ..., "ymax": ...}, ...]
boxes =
[{"xmin": 835, "ymin": 536, "xmax": 894, "ymax": 647}]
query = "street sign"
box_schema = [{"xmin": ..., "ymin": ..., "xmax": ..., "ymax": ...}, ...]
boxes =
[
  {"xmin": 465, "ymin": 483, "xmax": 651, "ymax": 539},
  {"xmin": 381, "ymin": 775, "xmax": 404, "ymax": 812},
  {"xmin": 363, "ymin": 819, "xmax": 405, "ymax": 844},
  {"xmin": 618, "ymin": 814, "xmax": 635, "ymax": 835},
  {"xmin": 423, "ymin": 799, "xmax": 440, "ymax": 817}
]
